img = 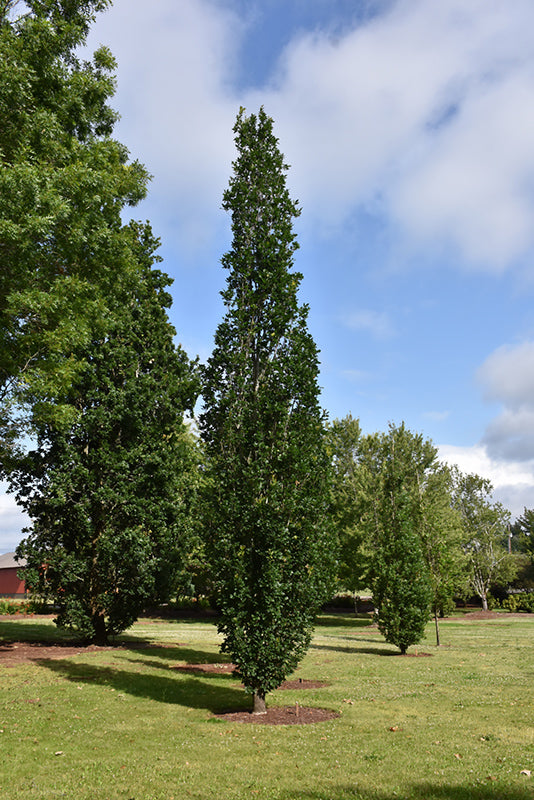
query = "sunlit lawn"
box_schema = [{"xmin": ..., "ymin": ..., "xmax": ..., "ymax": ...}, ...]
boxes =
[{"xmin": 1, "ymin": 612, "xmax": 533, "ymax": 800}]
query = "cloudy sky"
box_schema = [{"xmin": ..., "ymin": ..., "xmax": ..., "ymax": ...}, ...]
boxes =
[{"xmin": 2, "ymin": 0, "xmax": 534, "ymax": 550}]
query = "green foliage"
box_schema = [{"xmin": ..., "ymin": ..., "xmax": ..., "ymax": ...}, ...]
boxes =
[
  {"xmin": 451, "ymin": 469, "xmax": 516, "ymax": 611},
  {"xmin": 326, "ymin": 416, "xmax": 466, "ymax": 618},
  {"xmin": 419, "ymin": 465, "xmax": 468, "ymax": 622},
  {"xmin": 10, "ymin": 228, "xmax": 200, "ymax": 643},
  {"xmin": 325, "ymin": 414, "xmax": 371, "ymax": 590},
  {"xmin": 0, "ymin": 0, "xmax": 149, "ymax": 453},
  {"xmin": 363, "ymin": 423, "xmax": 433, "ymax": 653},
  {"xmin": 499, "ymin": 591, "xmax": 534, "ymax": 613},
  {"xmin": 515, "ymin": 507, "xmax": 534, "ymax": 562},
  {"xmin": 200, "ymin": 108, "xmax": 334, "ymax": 709},
  {"xmin": 0, "ymin": 597, "xmax": 48, "ymax": 614}
]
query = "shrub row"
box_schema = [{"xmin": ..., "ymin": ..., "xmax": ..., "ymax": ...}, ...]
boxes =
[
  {"xmin": 491, "ymin": 592, "xmax": 534, "ymax": 613},
  {"xmin": 0, "ymin": 599, "xmax": 49, "ymax": 615}
]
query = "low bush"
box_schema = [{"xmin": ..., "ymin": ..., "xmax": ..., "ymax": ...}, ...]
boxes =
[
  {"xmin": 0, "ymin": 598, "xmax": 49, "ymax": 615},
  {"xmin": 500, "ymin": 591, "xmax": 534, "ymax": 613}
]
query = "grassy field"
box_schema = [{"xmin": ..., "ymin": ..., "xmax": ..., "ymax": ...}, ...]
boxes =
[{"xmin": 1, "ymin": 612, "xmax": 533, "ymax": 800}]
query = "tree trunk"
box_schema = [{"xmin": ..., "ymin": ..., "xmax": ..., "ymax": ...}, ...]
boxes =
[
  {"xmin": 252, "ymin": 690, "xmax": 267, "ymax": 715},
  {"xmin": 434, "ymin": 609, "xmax": 441, "ymax": 647},
  {"xmin": 481, "ymin": 592, "xmax": 488, "ymax": 612},
  {"xmin": 92, "ymin": 611, "xmax": 109, "ymax": 646}
]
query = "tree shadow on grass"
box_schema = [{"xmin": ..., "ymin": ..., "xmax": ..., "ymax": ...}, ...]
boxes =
[
  {"xmin": 116, "ymin": 642, "xmax": 233, "ymax": 667},
  {"xmin": 278, "ymin": 782, "xmax": 533, "ymax": 800},
  {"xmin": 36, "ymin": 655, "xmax": 249, "ymax": 713},
  {"xmin": 315, "ymin": 615, "xmax": 373, "ymax": 629},
  {"xmin": 0, "ymin": 620, "xmax": 79, "ymax": 645},
  {"xmin": 311, "ymin": 643, "xmax": 399, "ymax": 657}
]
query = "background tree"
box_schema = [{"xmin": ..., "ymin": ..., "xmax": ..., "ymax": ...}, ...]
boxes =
[
  {"xmin": 325, "ymin": 414, "xmax": 372, "ymax": 594},
  {"xmin": 0, "ymin": 0, "xmax": 149, "ymax": 458},
  {"xmin": 9, "ymin": 225, "xmax": 199, "ymax": 643},
  {"xmin": 451, "ymin": 470, "xmax": 515, "ymax": 610},
  {"xmin": 419, "ymin": 465, "xmax": 467, "ymax": 644},
  {"xmin": 515, "ymin": 508, "xmax": 534, "ymax": 562},
  {"xmin": 200, "ymin": 108, "xmax": 334, "ymax": 714},
  {"xmin": 363, "ymin": 423, "xmax": 433, "ymax": 654}
]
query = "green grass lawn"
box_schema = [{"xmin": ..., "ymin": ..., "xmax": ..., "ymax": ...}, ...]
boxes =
[{"xmin": 1, "ymin": 612, "xmax": 533, "ymax": 800}]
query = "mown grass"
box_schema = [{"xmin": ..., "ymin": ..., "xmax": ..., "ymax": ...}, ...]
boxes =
[{"xmin": 1, "ymin": 612, "xmax": 533, "ymax": 800}]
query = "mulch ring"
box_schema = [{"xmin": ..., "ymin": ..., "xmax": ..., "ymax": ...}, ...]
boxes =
[
  {"xmin": 0, "ymin": 639, "xmax": 174, "ymax": 667},
  {"xmin": 173, "ymin": 663, "xmax": 335, "ymax": 724},
  {"xmin": 214, "ymin": 705, "xmax": 339, "ymax": 725},
  {"xmin": 0, "ymin": 640, "xmax": 114, "ymax": 666}
]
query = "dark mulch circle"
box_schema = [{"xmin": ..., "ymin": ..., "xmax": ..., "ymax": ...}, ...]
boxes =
[
  {"xmin": 458, "ymin": 610, "xmax": 505, "ymax": 619},
  {"xmin": 0, "ymin": 641, "xmax": 113, "ymax": 666},
  {"xmin": 0, "ymin": 639, "xmax": 183, "ymax": 667},
  {"xmin": 214, "ymin": 705, "xmax": 339, "ymax": 725}
]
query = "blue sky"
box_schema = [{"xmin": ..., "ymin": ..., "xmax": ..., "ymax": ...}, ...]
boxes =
[{"xmin": 2, "ymin": 0, "xmax": 534, "ymax": 550}]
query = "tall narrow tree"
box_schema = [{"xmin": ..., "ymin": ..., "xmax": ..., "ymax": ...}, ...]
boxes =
[
  {"xmin": 200, "ymin": 108, "xmax": 334, "ymax": 714},
  {"xmin": 363, "ymin": 423, "xmax": 433, "ymax": 654}
]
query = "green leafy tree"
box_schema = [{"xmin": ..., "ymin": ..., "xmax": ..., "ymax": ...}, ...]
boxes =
[
  {"xmin": 516, "ymin": 508, "xmax": 534, "ymax": 562},
  {"xmin": 363, "ymin": 423, "xmax": 433, "ymax": 654},
  {"xmin": 451, "ymin": 470, "xmax": 515, "ymax": 610},
  {"xmin": 0, "ymin": 0, "xmax": 149, "ymax": 453},
  {"xmin": 325, "ymin": 414, "xmax": 371, "ymax": 593},
  {"xmin": 419, "ymin": 465, "xmax": 467, "ymax": 644},
  {"xmin": 200, "ymin": 108, "xmax": 334, "ymax": 714},
  {"xmin": 10, "ymin": 226, "xmax": 199, "ymax": 643}
]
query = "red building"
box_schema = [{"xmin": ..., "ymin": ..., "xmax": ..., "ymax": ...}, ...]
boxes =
[{"xmin": 0, "ymin": 553, "xmax": 27, "ymax": 598}]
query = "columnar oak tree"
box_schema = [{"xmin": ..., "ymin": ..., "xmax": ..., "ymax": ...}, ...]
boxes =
[
  {"xmin": 363, "ymin": 423, "xmax": 433, "ymax": 654},
  {"xmin": 200, "ymin": 108, "xmax": 334, "ymax": 714}
]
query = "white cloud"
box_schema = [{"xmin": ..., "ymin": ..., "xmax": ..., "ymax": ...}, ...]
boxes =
[
  {"xmin": 438, "ymin": 443, "xmax": 534, "ymax": 517},
  {"xmin": 424, "ymin": 410, "xmax": 451, "ymax": 422},
  {"xmin": 340, "ymin": 369, "xmax": 376, "ymax": 387},
  {"xmin": 483, "ymin": 409, "xmax": 534, "ymax": 463},
  {"xmin": 438, "ymin": 340, "xmax": 534, "ymax": 516},
  {"xmin": 86, "ymin": 0, "xmax": 534, "ymax": 271},
  {"xmin": 343, "ymin": 309, "xmax": 395, "ymax": 339},
  {"xmin": 476, "ymin": 342, "xmax": 534, "ymax": 461},
  {"xmin": 0, "ymin": 488, "xmax": 29, "ymax": 554},
  {"xmin": 477, "ymin": 342, "xmax": 534, "ymax": 408},
  {"xmin": 268, "ymin": 0, "xmax": 534, "ymax": 268},
  {"xmin": 86, "ymin": 0, "xmax": 244, "ymax": 253}
]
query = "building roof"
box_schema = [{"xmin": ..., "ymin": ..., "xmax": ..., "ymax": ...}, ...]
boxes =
[{"xmin": 0, "ymin": 552, "xmax": 27, "ymax": 569}]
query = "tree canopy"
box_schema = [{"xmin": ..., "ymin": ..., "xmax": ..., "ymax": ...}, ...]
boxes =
[
  {"xmin": 451, "ymin": 469, "xmax": 515, "ymax": 611},
  {"xmin": 10, "ymin": 225, "xmax": 199, "ymax": 643},
  {"xmin": 200, "ymin": 108, "xmax": 334, "ymax": 713},
  {"xmin": 361, "ymin": 423, "xmax": 433, "ymax": 654},
  {"xmin": 0, "ymin": 0, "xmax": 149, "ymax": 454}
]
